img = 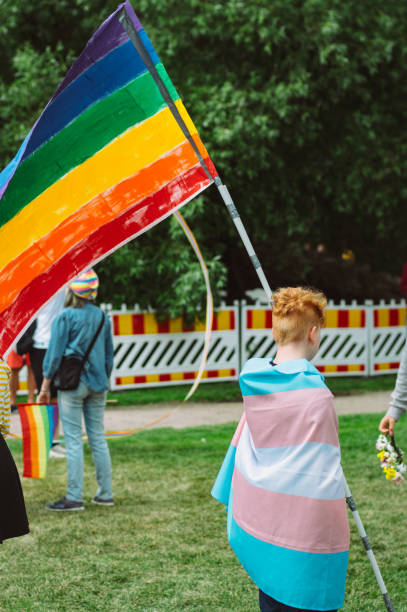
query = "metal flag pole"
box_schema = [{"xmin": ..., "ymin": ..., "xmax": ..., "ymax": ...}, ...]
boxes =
[
  {"xmin": 118, "ymin": 7, "xmax": 273, "ymax": 305},
  {"xmin": 344, "ymin": 477, "xmax": 394, "ymax": 612}
]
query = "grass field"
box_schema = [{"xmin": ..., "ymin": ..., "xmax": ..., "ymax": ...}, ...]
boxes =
[
  {"xmin": 2, "ymin": 413, "xmax": 407, "ymax": 611},
  {"xmin": 102, "ymin": 375, "xmax": 398, "ymax": 406}
]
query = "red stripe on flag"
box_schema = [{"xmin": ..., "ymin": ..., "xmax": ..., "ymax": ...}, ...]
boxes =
[
  {"xmin": 0, "ymin": 162, "xmax": 213, "ymax": 353},
  {"xmin": 113, "ymin": 315, "xmax": 119, "ymax": 336},
  {"xmin": 230, "ymin": 311, "xmax": 235, "ymax": 330},
  {"xmin": 18, "ymin": 406, "xmax": 33, "ymax": 478},
  {"xmin": 159, "ymin": 374, "xmax": 171, "ymax": 382},
  {"xmin": 247, "ymin": 310, "xmax": 253, "ymax": 329},
  {"xmin": 337, "ymin": 365, "xmax": 347, "ymax": 372},
  {"xmin": 265, "ymin": 310, "xmax": 273, "ymax": 329}
]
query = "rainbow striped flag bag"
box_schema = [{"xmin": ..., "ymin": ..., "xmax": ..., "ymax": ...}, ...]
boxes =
[
  {"xmin": 18, "ymin": 404, "xmax": 58, "ymax": 478},
  {"xmin": 212, "ymin": 358, "xmax": 350, "ymax": 611}
]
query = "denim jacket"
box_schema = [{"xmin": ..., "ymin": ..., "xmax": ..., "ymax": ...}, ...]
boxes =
[{"xmin": 43, "ymin": 302, "xmax": 114, "ymax": 392}]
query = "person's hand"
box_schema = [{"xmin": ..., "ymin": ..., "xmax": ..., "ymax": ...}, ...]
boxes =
[
  {"xmin": 379, "ymin": 415, "xmax": 396, "ymax": 436},
  {"xmin": 37, "ymin": 390, "xmax": 51, "ymax": 404}
]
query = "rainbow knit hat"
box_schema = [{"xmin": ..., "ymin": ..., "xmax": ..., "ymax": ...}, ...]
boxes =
[{"xmin": 70, "ymin": 269, "xmax": 99, "ymax": 300}]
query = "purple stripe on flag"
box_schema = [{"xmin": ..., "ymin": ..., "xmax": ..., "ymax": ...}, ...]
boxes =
[{"xmin": 52, "ymin": 1, "xmax": 143, "ymax": 101}]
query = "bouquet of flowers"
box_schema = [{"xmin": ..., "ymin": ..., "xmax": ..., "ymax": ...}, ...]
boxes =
[{"xmin": 376, "ymin": 433, "xmax": 406, "ymax": 484}]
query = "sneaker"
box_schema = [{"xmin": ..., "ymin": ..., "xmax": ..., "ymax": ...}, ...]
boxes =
[
  {"xmin": 91, "ymin": 496, "xmax": 114, "ymax": 506},
  {"xmin": 46, "ymin": 496, "xmax": 84, "ymax": 511},
  {"xmin": 49, "ymin": 449, "xmax": 64, "ymax": 459},
  {"xmin": 51, "ymin": 443, "xmax": 67, "ymax": 454}
]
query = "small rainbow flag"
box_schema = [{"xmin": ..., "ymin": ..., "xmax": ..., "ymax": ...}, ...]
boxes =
[
  {"xmin": 0, "ymin": 1, "xmax": 217, "ymax": 355},
  {"xmin": 18, "ymin": 404, "xmax": 59, "ymax": 478}
]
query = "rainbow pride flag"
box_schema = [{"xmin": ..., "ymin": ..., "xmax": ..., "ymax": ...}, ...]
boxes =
[
  {"xmin": 212, "ymin": 358, "xmax": 350, "ymax": 610},
  {"xmin": 18, "ymin": 404, "xmax": 59, "ymax": 478},
  {"xmin": 0, "ymin": 1, "xmax": 217, "ymax": 355}
]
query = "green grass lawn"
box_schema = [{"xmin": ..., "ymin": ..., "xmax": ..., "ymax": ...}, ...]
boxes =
[
  {"xmin": 2, "ymin": 413, "xmax": 407, "ymax": 611},
  {"xmin": 103, "ymin": 375, "xmax": 397, "ymax": 406},
  {"xmin": 17, "ymin": 375, "xmax": 397, "ymax": 408}
]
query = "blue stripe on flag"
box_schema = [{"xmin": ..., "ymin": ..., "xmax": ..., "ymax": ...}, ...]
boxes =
[
  {"xmin": 22, "ymin": 31, "xmax": 160, "ymax": 160},
  {"xmin": 211, "ymin": 443, "xmax": 236, "ymax": 506},
  {"xmin": 228, "ymin": 494, "xmax": 348, "ymax": 610}
]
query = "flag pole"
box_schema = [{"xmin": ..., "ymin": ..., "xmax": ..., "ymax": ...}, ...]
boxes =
[
  {"xmin": 118, "ymin": 7, "xmax": 273, "ymax": 305},
  {"xmin": 344, "ymin": 477, "xmax": 395, "ymax": 611}
]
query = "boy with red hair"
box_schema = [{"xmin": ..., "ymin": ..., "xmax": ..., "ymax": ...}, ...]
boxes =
[{"xmin": 212, "ymin": 287, "xmax": 349, "ymax": 611}]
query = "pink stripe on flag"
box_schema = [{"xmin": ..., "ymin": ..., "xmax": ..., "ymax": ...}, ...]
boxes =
[
  {"xmin": 243, "ymin": 387, "xmax": 339, "ymax": 449},
  {"xmin": 231, "ymin": 413, "xmax": 246, "ymax": 447},
  {"xmin": 232, "ymin": 467, "xmax": 349, "ymax": 554}
]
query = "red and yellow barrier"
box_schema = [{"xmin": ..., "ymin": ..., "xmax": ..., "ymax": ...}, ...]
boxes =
[
  {"xmin": 246, "ymin": 308, "xmax": 365, "ymax": 329},
  {"xmin": 374, "ymin": 308, "xmax": 406, "ymax": 327},
  {"xmin": 317, "ymin": 364, "xmax": 365, "ymax": 374},
  {"xmin": 113, "ymin": 310, "xmax": 235, "ymax": 335},
  {"xmin": 115, "ymin": 368, "xmax": 236, "ymax": 386}
]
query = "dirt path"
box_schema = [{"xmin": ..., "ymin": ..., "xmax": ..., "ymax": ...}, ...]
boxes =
[{"xmin": 8, "ymin": 391, "xmax": 390, "ymax": 437}]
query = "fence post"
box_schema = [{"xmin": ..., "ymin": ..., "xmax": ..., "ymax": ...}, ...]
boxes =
[{"xmin": 365, "ymin": 300, "xmax": 374, "ymax": 376}]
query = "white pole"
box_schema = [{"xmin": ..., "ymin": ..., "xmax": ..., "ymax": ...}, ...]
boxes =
[{"xmin": 344, "ymin": 477, "xmax": 394, "ymax": 611}]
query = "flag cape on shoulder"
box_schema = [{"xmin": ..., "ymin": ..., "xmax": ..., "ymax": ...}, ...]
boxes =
[
  {"xmin": 18, "ymin": 404, "xmax": 58, "ymax": 478},
  {"xmin": 0, "ymin": 0, "xmax": 217, "ymax": 356},
  {"xmin": 212, "ymin": 358, "xmax": 349, "ymax": 611}
]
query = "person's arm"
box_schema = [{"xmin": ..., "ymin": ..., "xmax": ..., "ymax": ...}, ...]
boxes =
[
  {"xmin": 379, "ymin": 344, "xmax": 407, "ymax": 436},
  {"xmin": 37, "ymin": 377, "xmax": 52, "ymax": 405}
]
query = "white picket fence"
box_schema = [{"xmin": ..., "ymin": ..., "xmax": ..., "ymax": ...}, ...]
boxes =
[{"xmin": 16, "ymin": 299, "xmax": 407, "ymax": 393}]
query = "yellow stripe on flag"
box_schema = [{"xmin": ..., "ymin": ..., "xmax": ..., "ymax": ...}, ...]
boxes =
[{"xmin": 0, "ymin": 102, "xmax": 200, "ymax": 271}]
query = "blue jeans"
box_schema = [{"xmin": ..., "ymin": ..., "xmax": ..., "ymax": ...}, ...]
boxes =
[
  {"xmin": 259, "ymin": 590, "xmax": 337, "ymax": 612},
  {"xmin": 58, "ymin": 381, "xmax": 112, "ymax": 502}
]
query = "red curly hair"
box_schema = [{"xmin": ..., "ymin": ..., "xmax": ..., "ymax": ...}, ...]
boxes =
[{"xmin": 272, "ymin": 287, "xmax": 327, "ymax": 345}]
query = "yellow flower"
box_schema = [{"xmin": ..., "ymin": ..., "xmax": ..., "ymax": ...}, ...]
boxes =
[
  {"xmin": 385, "ymin": 468, "xmax": 397, "ymax": 480},
  {"xmin": 377, "ymin": 451, "xmax": 385, "ymax": 460}
]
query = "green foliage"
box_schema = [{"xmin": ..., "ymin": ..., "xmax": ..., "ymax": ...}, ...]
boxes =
[{"xmin": 1, "ymin": 0, "xmax": 407, "ymax": 310}]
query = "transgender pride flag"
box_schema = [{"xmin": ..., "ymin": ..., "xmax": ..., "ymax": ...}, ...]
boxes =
[
  {"xmin": 0, "ymin": 1, "xmax": 217, "ymax": 356},
  {"xmin": 212, "ymin": 358, "xmax": 350, "ymax": 611}
]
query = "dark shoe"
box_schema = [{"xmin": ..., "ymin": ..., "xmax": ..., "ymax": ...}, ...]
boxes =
[
  {"xmin": 92, "ymin": 496, "xmax": 114, "ymax": 506},
  {"xmin": 46, "ymin": 496, "xmax": 84, "ymax": 511},
  {"xmin": 10, "ymin": 404, "xmax": 18, "ymax": 413}
]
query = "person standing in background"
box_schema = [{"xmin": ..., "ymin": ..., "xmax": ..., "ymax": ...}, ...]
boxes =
[
  {"xmin": 38, "ymin": 270, "xmax": 114, "ymax": 511},
  {"xmin": 7, "ymin": 350, "xmax": 36, "ymax": 411}
]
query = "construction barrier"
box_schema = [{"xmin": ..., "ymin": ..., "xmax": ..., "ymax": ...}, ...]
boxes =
[
  {"xmin": 110, "ymin": 306, "xmax": 238, "ymax": 390},
  {"xmin": 15, "ymin": 299, "xmax": 407, "ymax": 392}
]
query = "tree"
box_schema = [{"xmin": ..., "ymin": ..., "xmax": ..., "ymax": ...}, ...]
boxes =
[{"xmin": 1, "ymin": 0, "xmax": 407, "ymax": 308}]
